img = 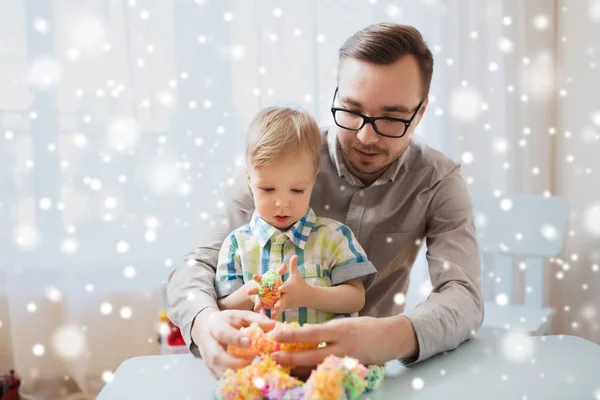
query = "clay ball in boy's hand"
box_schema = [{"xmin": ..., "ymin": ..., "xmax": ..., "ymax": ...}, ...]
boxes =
[{"xmin": 258, "ymin": 270, "xmax": 283, "ymax": 309}]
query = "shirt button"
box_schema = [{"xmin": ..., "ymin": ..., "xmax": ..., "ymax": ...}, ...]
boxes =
[{"xmin": 359, "ymin": 191, "xmax": 365, "ymax": 197}]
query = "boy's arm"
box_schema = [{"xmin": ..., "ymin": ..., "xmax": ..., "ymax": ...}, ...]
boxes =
[
  {"xmin": 217, "ymin": 281, "xmax": 256, "ymax": 311},
  {"xmin": 302, "ymin": 278, "xmax": 365, "ymax": 314}
]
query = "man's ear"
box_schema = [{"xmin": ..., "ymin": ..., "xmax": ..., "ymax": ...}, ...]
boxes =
[{"xmin": 415, "ymin": 97, "xmax": 430, "ymax": 125}]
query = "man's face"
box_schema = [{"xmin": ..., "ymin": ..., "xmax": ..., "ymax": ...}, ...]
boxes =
[{"xmin": 334, "ymin": 56, "xmax": 429, "ymax": 182}]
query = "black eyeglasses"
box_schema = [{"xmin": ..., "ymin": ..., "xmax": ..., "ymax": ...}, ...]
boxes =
[{"xmin": 330, "ymin": 87, "xmax": 424, "ymax": 139}]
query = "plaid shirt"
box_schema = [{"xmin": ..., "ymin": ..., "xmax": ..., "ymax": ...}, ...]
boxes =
[{"xmin": 214, "ymin": 208, "xmax": 377, "ymax": 324}]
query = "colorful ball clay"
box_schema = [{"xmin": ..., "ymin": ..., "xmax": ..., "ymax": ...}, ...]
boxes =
[
  {"xmin": 302, "ymin": 362, "xmax": 346, "ymax": 400},
  {"xmin": 258, "ymin": 270, "xmax": 283, "ymax": 309},
  {"xmin": 305, "ymin": 355, "xmax": 367, "ymax": 400},
  {"xmin": 213, "ymin": 355, "xmax": 302, "ymax": 400},
  {"xmin": 364, "ymin": 364, "xmax": 386, "ymax": 392},
  {"xmin": 218, "ymin": 324, "xmax": 386, "ymax": 400}
]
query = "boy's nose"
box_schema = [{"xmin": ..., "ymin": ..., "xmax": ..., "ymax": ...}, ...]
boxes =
[{"xmin": 275, "ymin": 198, "xmax": 290, "ymax": 208}]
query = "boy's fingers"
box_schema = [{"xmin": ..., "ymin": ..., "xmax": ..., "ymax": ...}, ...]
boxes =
[{"xmin": 277, "ymin": 263, "xmax": 288, "ymax": 275}]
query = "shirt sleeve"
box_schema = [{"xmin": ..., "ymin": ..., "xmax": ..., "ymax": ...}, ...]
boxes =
[
  {"xmin": 166, "ymin": 170, "xmax": 255, "ymax": 356},
  {"xmin": 214, "ymin": 233, "xmax": 244, "ymax": 299},
  {"xmin": 401, "ymin": 165, "xmax": 484, "ymax": 365},
  {"xmin": 329, "ymin": 224, "xmax": 378, "ymax": 290}
]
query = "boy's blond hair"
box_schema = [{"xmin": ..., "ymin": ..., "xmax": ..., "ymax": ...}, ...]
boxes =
[{"xmin": 245, "ymin": 106, "xmax": 322, "ymax": 172}]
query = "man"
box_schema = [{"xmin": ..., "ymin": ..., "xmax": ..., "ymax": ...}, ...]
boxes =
[{"xmin": 167, "ymin": 22, "xmax": 483, "ymax": 378}]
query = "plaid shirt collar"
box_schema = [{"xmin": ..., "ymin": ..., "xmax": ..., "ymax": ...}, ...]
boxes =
[{"xmin": 249, "ymin": 208, "xmax": 316, "ymax": 250}]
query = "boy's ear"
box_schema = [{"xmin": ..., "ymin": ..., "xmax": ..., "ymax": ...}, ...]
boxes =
[{"xmin": 245, "ymin": 169, "xmax": 251, "ymax": 184}]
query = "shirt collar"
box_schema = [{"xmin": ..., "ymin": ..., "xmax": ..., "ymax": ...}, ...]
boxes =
[
  {"xmin": 326, "ymin": 127, "xmax": 414, "ymax": 187},
  {"xmin": 249, "ymin": 208, "xmax": 316, "ymax": 250}
]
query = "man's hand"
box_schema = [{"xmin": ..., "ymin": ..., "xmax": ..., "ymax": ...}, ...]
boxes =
[
  {"xmin": 248, "ymin": 255, "xmax": 311, "ymax": 319},
  {"xmin": 270, "ymin": 315, "xmax": 419, "ymax": 369},
  {"xmin": 190, "ymin": 307, "xmax": 276, "ymax": 378}
]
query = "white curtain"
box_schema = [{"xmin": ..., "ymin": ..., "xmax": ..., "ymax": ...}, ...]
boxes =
[{"xmin": 1, "ymin": 0, "xmax": 597, "ymax": 398}]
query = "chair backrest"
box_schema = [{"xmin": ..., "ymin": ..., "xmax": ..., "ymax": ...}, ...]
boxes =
[{"xmin": 472, "ymin": 194, "xmax": 569, "ymax": 308}]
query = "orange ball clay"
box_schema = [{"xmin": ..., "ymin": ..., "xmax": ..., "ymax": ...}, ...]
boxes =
[
  {"xmin": 226, "ymin": 322, "xmax": 320, "ymax": 360},
  {"xmin": 270, "ymin": 322, "xmax": 320, "ymax": 352},
  {"xmin": 226, "ymin": 323, "xmax": 279, "ymax": 359}
]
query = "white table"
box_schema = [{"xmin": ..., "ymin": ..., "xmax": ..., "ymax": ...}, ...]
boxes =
[{"xmin": 97, "ymin": 335, "xmax": 600, "ymax": 399}]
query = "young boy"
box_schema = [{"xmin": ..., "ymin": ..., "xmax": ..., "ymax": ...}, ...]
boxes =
[{"xmin": 214, "ymin": 106, "xmax": 377, "ymax": 325}]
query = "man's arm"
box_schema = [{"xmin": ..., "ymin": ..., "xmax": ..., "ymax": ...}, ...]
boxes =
[
  {"xmin": 166, "ymin": 171, "xmax": 255, "ymax": 355},
  {"xmin": 401, "ymin": 165, "xmax": 484, "ymax": 364}
]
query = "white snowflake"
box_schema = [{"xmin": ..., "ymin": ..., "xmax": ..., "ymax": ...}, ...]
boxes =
[
  {"xmin": 501, "ymin": 332, "xmax": 534, "ymax": 363},
  {"xmin": 108, "ymin": 118, "xmax": 139, "ymax": 152},
  {"xmin": 15, "ymin": 223, "xmax": 41, "ymax": 250},
  {"xmin": 500, "ymin": 198, "xmax": 513, "ymax": 211},
  {"xmin": 123, "ymin": 265, "xmax": 136, "ymax": 279},
  {"xmin": 450, "ymin": 87, "xmax": 482, "ymax": 122},
  {"xmin": 533, "ymin": 14, "xmax": 550, "ymax": 30},
  {"xmin": 393, "ymin": 292, "xmax": 406, "ymax": 306},
  {"xmin": 52, "ymin": 325, "xmax": 86, "ymax": 359},
  {"xmin": 492, "ymin": 138, "xmax": 507, "ymax": 153},
  {"xmin": 496, "ymin": 293, "xmax": 509, "ymax": 306},
  {"xmin": 497, "ymin": 37, "xmax": 514, "ymax": 53},
  {"xmin": 591, "ymin": 111, "xmax": 600, "ymax": 127},
  {"xmin": 385, "ymin": 4, "xmax": 402, "ymax": 19},
  {"xmin": 411, "ymin": 377, "xmax": 424, "ymax": 390},
  {"xmin": 102, "ymin": 371, "xmax": 114, "ymax": 383},
  {"xmin": 32, "ymin": 17, "xmax": 50, "ymax": 34},
  {"xmin": 461, "ymin": 152, "xmax": 474, "ymax": 164},
  {"xmin": 420, "ymin": 281, "xmax": 433, "ymax": 297},
  {"xmin": 583, "ymin": 203, "xmax": 600, "ymax": 237},
  {"xmin": 120, "ymin": 307, "xmax": 133, "ymax": 319},
  {"xmin": 116, "ymin": 241, "xmax": 130, "ymax": 253},
  {"xmin": 520, "ymin": 54, "xmax": 554, "ymax": 98},
  {"xmin": 46, "ymin": 287, "xmax": 63, "ymax": 302},
  {"xmin": 28, "ymin": 56, "xmax": 63, "ymax": 89},
  {"xmin": 590, "ymin": 0, "xmax": 600, "ymax": 21},
  {"xmin": 144, "ymin": 230, "xmax": 157, "ymax": 242},
  {"xmin": 70, "ymin": 14, "xmax": 106, "ymax": 49},
  {"xmin": 33, "ymin": 344, "xmax": 45, "ymax": 356},
  {"xmin": 100, "ymin": 302, "xmax": 113, "ymax": 315}
]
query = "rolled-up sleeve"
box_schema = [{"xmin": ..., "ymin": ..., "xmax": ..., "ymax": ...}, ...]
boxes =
[
  {"xmin": 401, "ymin": 165, "xmax": 484, "ymax": 364},
  {"xmin": 329, "ymin": 224, "xmax": 378, "ymax": 290},
  {"xmin": 166, "ymin": 171, "xmax": 255, "ymax": 355}
]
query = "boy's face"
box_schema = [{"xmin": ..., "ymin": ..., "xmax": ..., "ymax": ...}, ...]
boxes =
[{"xmin": 247, "ymin": 150, "xmax": 316, "ymax": 230}]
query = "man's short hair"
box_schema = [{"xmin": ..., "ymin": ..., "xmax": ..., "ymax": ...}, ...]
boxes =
[{"xmin": 339, "ymin": 23, "xmax": 434, "ymax": 99}]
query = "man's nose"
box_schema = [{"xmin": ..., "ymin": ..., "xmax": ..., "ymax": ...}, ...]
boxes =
[{"xmin": 356, "ymin": 121, "xmax": 380, "ymax": 145}]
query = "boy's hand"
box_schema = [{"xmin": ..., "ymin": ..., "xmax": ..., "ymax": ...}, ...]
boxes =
[
  {"xmin": 243, "ymin": 279, "xmax": 265, "ymax": 314},
  {"xmin": 247, "ymin": 255, "xmax": 311, "ymax": 320},
  {"xmin": 271, "ymin": 255, "xmax": 311, "ymax": 319}
]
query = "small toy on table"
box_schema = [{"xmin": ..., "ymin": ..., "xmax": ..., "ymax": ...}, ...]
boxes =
[
  {"xmin": 257, "ymin": 270, "xmax": 283, "ymax": 309},
  {"xmin": 0, "ymin": 369, "xmax": 21, "ymax": 400}
]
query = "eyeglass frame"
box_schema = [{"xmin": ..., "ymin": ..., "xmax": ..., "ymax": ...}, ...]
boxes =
[{"xmin": 330, "ymin": 87, "xmax": 425, "ymax": 139}]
